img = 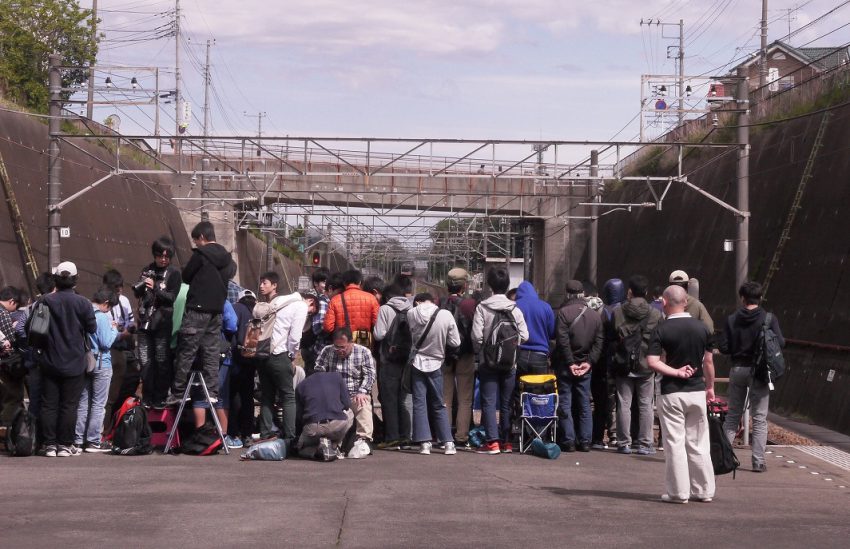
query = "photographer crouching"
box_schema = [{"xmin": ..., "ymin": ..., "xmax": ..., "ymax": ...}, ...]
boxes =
[{"xmin": 133, "ymin": 237, "xmax": 182, "ymax": 408}]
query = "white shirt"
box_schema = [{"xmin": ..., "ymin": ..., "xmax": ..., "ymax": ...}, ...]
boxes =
[{"xmin": 270, "ymin": 292, "xmax": 308, "ymax": 357}]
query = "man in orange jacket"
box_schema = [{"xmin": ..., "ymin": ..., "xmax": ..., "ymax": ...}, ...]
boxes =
[{"xmin": 323, "ymin": 270, "xmax": 379, "ymax": 347}]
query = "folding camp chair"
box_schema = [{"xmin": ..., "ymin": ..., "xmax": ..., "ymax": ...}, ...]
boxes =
[{"xmin": 518, "ymin": 374, "xmax": 558, "ymax": 454}]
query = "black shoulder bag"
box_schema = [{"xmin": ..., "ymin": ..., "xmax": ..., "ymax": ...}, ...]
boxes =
[{"xmin": 401, "ymin": 311, "xmax": 439, "ymax": 394}]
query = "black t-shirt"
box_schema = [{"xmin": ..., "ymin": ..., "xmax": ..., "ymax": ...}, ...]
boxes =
[{"xmin": 648, "ymin": 315, "xmax": 712, "ymax": 395}]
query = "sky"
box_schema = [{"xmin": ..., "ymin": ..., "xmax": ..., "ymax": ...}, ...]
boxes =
[{"xmin": 80, "ymin": 0, "xmax": 850, "ymax": 150}]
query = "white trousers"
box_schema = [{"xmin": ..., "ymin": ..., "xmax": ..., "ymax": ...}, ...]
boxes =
[{"xmin": 658, "ymin": 390, "xmax": 715, "ymax": 500}]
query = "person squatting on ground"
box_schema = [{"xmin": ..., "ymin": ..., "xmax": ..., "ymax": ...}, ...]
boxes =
[
  {"xmin": 373, "ymin": 283, "xmax": 414, "ymax": 448},
  {"xmin": 37, "ymin": 262, "xmax": 97, "ymax": 457},
  {"xmin": 472, "ymin": 267, "xmax": 529, "ymax": 455},
  {"xmin": 314, "ymin": 327, "xmax": 376, "ymax": 457},
  {"xmin": 612, "ymin": 275, "xmax": 662, "ymax": 455},
  {"xmin": 295, "ymin": 370, "xmax": 354, "ymax": 460},
  {"xmin": 133, "ymin": 237, "xmax": 182, "ymax": 408},
  {"xmin": 647, "ymin": 285, "xmax": 715, "ymax": 504},
  {"xmin": 407, "ymin": 292, "xmax": 460, "ymax": 456},
  {"xmin": 254, "ymin": 272, "xmax": 308, "ymax": 443},
  {"xmin": 167, "ymin": 221, "xmax": 237, "ymax": 407},
  {"xmin": 74, "ymin": 288, "xmax": 118, "ymax": 452},
  {"xmin": 554, "ymin": 279, "xmax": 603, "ymax": 453},
  {"xmin": 440, "ymin": 268, "xmax": 477, "ymax": 449},
  {"xmin": 719, "ymin": 281, "xmax": 784, "ymax": 473}
]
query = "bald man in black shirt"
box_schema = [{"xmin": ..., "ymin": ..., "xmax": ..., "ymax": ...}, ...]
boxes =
[{"xmin": 647, "ymin": 285, "xmax": 715, "ymax": 504}]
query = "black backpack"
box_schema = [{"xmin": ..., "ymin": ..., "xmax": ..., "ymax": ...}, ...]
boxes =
[
  {"xmin": 754, "ymin": 312, "xmax": 785, "ymax": 390},
  {"xmin": 111, "ymin": 402, "xmax": 153, "ymax": 456},
  {"xmin": 27, "ymin": 300, "xmax": 51, "ymax": 350},
  {"xmin": 611, "ymin": 314, "xmax": 650, "ymax": 377},
  {"xmin": 442, "ymin": 297, "xmax": 472, "ymax": 361},
  {"xmin": 381, "ymin": 306, "xmax": 412, "ymax": 364},
  {"xmin": 707, "ymin": 402, "xmax": 739, "ymax": 478},
  {"xmin": 6, "ymin": 406, "xmax": 38, "ymax": 457},
  {"xmin": 481, "ymin": 306, "xmax": 520, "ymax": 372}
]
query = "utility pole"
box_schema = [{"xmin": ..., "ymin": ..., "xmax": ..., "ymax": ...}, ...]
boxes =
[
  {"xmin": 86, "ymin": 0, "xmax": 98, "ymax": 120},
  {"xmin": 760, "ymin": 0, "xmax": 769, "ymax": 89},
  {"xmin": 244, "ymin": 111, "xmax": 267, "ymax": 155},
  {"xmin": 202, "ymin": 40, "xmax": 212, "ymax": 144},
  {"xmin": 735, "ymin": 68, "xmax": 750, "ymax": 309},
  {"xmin": 199, "ymin": 40, "xmax": 212, "ymax": 222},
  {"xmin": 678, "ymin": 19, "xmax": 685, "ymax": 128},
  {"xmin": 737, "ymin": 67, "xmax": 751, "ymax": 448},
  {"xmin": 47, "ymin": 54, "xmax": 62, "ymax": 270},
  {"xmin": 174, "ymin": 0, "xmax": 182, "ymax": 166},
  {"xmin": 588, "ymin": 150, "xmax": 599, "ymax": 285}
]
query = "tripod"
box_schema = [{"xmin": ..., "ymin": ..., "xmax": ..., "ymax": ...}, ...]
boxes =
[{"xmin": 163, "ymin": 369, "xmax": 229, "ymax": 455}]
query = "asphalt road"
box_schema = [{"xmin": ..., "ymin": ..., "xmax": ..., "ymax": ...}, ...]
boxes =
[{"xmin": 1, "ymin": 444, "xmax": 848, "ymax": 548}]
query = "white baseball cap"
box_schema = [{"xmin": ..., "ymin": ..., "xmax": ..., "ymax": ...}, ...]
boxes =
[
  {"xmin": 238, "ymin": 289, "xmax": 256, "ymax": 300},
  {"xmin": 53, "ymin": 261, "xmax": 78, "ymax": 277}
]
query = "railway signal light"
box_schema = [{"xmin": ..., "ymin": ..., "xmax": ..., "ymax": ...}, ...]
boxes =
[{"xmin": 311, "ymin": 251, "xmax": 321, "ymax": 266}]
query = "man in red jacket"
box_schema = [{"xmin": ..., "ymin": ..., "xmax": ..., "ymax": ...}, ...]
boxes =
[{"xmin": 323, "ymin": 270, "xmax": 379, "ymax": 347}]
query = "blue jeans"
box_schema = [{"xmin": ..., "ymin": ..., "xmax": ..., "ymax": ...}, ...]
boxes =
[
  {"xmin": 555, "ymin": 366, "xmax": 592, "ymax": 444},
  {"xmin": 380, "ymin": 360, "xmax": 412, "ymax": 441},
  {"xmin": 411, "ymin": 368, "xmax": 453, "ymax": 444},
  {"xmin": 75, "ymin": 367, "xmax": 113, "ymax": 445},
  {"xmin": 479, "ymin": 366, "xmax": 516, "ymax": 443}
]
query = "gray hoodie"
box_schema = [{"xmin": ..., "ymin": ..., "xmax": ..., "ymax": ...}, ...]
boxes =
[
  {"xmin": 471, "ymin": 294, "xmax": 529, "ymax": 356},
  {"xmin": 373, "ymin": 296, "xmax": 412, "ymax": 341},
  {"xmin": 408, "ymin": 301, "xmax": 460, "ymax": 373}
]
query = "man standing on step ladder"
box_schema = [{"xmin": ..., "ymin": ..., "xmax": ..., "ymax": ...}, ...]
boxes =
[{"xmin": 166, "ymin": 221, "xmax": 237, "ymax": 408}]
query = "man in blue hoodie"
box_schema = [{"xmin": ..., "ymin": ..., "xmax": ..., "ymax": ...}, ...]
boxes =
[{"xmin": 512, "ymin": 281, "xmax": 555, "ymax": 426}]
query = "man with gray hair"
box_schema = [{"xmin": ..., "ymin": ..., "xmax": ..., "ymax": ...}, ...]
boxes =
[{"xmin": 647, "ymin": 285, "xmax": 715, "ymax": 504}]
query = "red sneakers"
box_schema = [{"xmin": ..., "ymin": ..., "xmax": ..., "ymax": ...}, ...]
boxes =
[
  {"xmin": 501, "ymin": 442, "xmax": 513, "ymax": 453},
  {"xmin": 476, "ymin": 441, "xmax": 501, "ymax": 454}
]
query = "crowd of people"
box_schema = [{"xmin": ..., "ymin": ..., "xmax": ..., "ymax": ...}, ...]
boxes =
[{"xmin": 0, "ymin": 220, "xmax": 784, "ymax": 503}]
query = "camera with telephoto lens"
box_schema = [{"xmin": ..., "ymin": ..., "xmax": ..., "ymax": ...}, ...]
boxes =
[{"xmin": 132, "ymin": 269, "xmax": 159, "ymax": 293}]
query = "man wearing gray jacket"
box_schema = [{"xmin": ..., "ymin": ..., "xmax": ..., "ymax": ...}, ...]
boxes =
[
  {"xmin": 472, "ymin": 268, "xmax": 529, "ymax": 454},
  {"xmin": 372, "ymin": 284, "xmax": 413, "ymax": 448},
  {"xmin": 407, "ymin": 293, "xmax": 460, "ymax": 455}
]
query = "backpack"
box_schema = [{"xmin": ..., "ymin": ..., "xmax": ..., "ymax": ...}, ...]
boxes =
[
  {"xmin": 6, "ymin": 406, "xmax": 38, "ymax": 457},
  {"xmin": 611, "ymin": 313, "xmax": 651, "ymax": 377},
  {"xmin": 180, "ymin": 426, "xmax": 223, "ymax": 455},
  {"xmin": 481, "ymin": 306, "xmax": 520, "ymax": 372},
  {"xmin": 240, "ymin": 301, "xmax": 282, "ymax": 359},
  {"xmin": 707, "ymin": 401, "xmax": 739, "ymax": 478},
  {"xmin": 442, "ymin": 297, "xmax": 472, "ymax": 361},
  {"xmin": 754, "ymin": 312, "xmax": 785, "ymax": 390},
  {"xmin": 110, "ymin": 398, "xmax": 153, "ymax": 455},
  {"xmin": 27, "ymin": 299, "xmax": 50, "ymax": 350},
  {"xmin": 381, "ymin": 306, "xmax": 412, "ymax": 364}
]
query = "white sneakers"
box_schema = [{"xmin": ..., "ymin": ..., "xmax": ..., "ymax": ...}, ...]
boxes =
[
  {"xmin": 348, "ymin": 438, "xmax": 371, "ymax": 459},
  {"xmin": 420, "ymin": 441, "xmax": 456, "ymax": 455}
]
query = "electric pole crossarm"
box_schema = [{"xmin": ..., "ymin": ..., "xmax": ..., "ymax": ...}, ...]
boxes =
[
  {"xmin": 677, "ymin": 177, "xmax": 749, "ymax": 218},
  {"xmin": 50, "ymin": 172, "xmax": 117, "ymax": 211}
]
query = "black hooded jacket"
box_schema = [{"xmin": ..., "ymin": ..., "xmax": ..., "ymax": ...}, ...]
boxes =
[
  {"xmin": 720, "ymin": 306, "xmax": 784, "ymax": 366},
  {"xmin": 182, "ymin": 243, "xmax": 237, "ymax": 313}
]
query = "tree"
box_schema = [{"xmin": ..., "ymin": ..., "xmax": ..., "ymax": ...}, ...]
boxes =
[{"xmin": 0, "ymin": 0, "xmax": 97, "ymax": 112}]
